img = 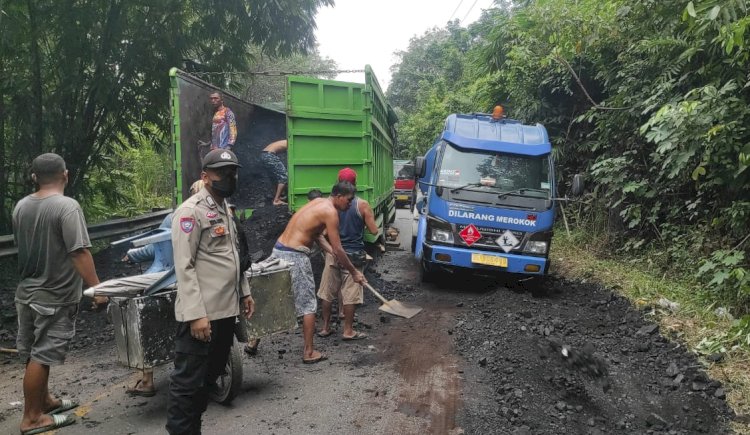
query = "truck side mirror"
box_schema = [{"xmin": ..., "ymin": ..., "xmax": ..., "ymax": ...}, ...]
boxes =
[
  {"xmin": 415, "ymin": 157, "xmax": 426, "ymax": 179},
  {"xmin": 571, "ymin": 174, "xmax": 585, "ymax": 197}
]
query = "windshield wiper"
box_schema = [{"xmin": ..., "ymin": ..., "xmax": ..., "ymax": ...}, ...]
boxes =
[
  {"xmin": 497, "ymin": 188, "xmax": 549, "ymax": 198},
  {"xmin": 449, "ymin": 183, "xmax": 485, "ymax": 193}
]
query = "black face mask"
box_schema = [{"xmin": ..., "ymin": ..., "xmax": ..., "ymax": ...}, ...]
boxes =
[{"xmin": 210, "ymin": 175, "xmax": 236, "ymax": 198}]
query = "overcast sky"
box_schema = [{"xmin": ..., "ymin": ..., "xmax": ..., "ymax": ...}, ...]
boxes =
[{"xmin": 314, "ymin": 0, "xmax": 496, "ymax": 91}]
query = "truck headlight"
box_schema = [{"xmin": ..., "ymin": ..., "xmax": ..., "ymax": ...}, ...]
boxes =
[
  {"xmin": 430, "ymin": 228, "xmax": 454, "ymax": 244},
  {"xmin": 524, "ymin": 240, "xmax": 547, "ymax": 255},
  {"xmin": 524, "ymin": 241, "xmax": 548, "ymax": 254},
  {"xmin": 427, "ymin": 215, "xmax": 454, "ymax": 244}
]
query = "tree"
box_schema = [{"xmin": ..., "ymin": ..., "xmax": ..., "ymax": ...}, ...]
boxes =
[
  {"xmin": 387, "ymin": 15, "xmax": 496, "ymax": 157},
  {"xmin": 236, "ymin": 46, "xmax": 337, "ymax": 105},
  {"xmin": 0, "ymin": 0, "xmax": 333, "ymax": 231}
]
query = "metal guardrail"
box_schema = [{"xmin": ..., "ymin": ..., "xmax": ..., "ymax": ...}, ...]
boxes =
[{"xmin": 0, "ymin": 209, "xmax": 173, "ymax": 259}]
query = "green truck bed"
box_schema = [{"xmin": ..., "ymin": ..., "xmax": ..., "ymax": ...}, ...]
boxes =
[
  {"xmin": 286, "ymin": 65, "xmax": 396, "ymax": 242},
  {"xmin": 170, "ymin": 66, "xmax": 396, "ymax": 243}
]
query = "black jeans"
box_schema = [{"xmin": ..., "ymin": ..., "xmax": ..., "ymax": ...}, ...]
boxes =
[{"xmin": 166, "ymin": 317, "xmax": 235, "ymax": 435}]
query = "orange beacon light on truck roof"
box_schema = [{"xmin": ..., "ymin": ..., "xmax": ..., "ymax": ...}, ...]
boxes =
[{"xmin": 492, "ymin": 105, "xmax": 504, "ymax": 120}]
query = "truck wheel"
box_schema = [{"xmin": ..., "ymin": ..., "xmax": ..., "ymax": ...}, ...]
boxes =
[
  {"xmin": 209, "ymin": 337, "xmax": 243, "ymax": 405},
  {"xmin": 419, "ymin": 258, "xmax": 435, "ymax": 283},
  {"xmin": 522, "ymin": 276, "xmax": 549, "ymax": 298}
]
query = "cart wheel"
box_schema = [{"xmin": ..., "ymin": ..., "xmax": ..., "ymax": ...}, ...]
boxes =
[{"xmin": 210, "ymin": 337, "xmax": 243, "ymax": 405}]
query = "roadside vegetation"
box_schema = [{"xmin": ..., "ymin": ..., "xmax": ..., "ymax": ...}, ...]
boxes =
[
  {"xmin": 386, "ymin": 0, "xmax": 750, "ymax": 424},
  {"xmin": 0, "ymin": 0, "xmax": 335, "ymax": 228}
]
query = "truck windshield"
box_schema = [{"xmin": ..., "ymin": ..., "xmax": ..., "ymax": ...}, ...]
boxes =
[
  {"xmin": 437, "ymin": 142, "xmax": 551, "ymax": 203},
  {"xmin": 393, "ymin": 161, "xmax": 415, "ymax": 179}
]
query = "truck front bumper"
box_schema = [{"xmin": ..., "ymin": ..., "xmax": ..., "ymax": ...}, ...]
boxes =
[{"xmin": 423, "ymin": 243, "xmax": 548, "ymax": 275}]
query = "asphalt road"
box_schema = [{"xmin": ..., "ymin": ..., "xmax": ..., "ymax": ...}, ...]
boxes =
[
  {"xmin": 0, "ymin": 208, "xmax": 733, "ymax": 434},
  {"xmin": 0, "ymin": 208, "xmax": 465, "ymax": 435}
]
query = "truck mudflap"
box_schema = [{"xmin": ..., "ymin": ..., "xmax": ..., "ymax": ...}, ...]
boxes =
[{"xmin": 423, "ymin": 243, "xmax": 548, "ymax": 275}]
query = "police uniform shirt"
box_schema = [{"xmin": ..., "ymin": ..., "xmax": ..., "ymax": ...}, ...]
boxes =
[{"xmin": 171, "ymin": 187, "xmax": 251, "ymax": 322}]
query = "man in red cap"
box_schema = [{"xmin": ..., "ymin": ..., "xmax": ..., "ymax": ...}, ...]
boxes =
[
  {"xmin": 337, "ymin": 167, "xmax": 357, "ymax": 184},
  {"xmin": 317, "ymin": 168, "xmax": 379, "ymax": 340}
]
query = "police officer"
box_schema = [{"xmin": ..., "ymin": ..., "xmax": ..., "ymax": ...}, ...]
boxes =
[{"xmin": 166, "ymin": 149, "xmax": 255, "ymax": 435}]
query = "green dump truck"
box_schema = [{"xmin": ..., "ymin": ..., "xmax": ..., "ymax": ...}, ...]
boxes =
[{"xmin": 169, "ymin": 66, "xmax": 396, "ymax": 243}]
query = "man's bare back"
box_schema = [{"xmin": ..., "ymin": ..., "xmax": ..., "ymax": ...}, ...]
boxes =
[
  {"xmin": 263, "ymin": 139, "xmax": 287, "ymax": 154},
  {"xmin": 277, "ymin": 198, "xmax": 333, "ymax": 249},
  {"xmin": 276, "ymin": 188, "xmax": 365, "ymax": 283}
]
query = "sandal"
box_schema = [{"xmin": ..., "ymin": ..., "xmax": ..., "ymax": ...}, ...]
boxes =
[
  {"xmin": 21, "ymin": 414, "xmax": 76, "ymax": 435},
  {"xmin": 48, "ymin": 398, "xmax": 79, "ymax": 415},
  {"xmin": 342, "ymin": 331, "xmax": 368, "ymax": 341},
  {"xmin": 302, "ymin": 353, "xmax": 328, "ymax": 364},
  {"xmin": 126, "ymin": 379, "xmax": 157, "ymax": 397},
  {"xmin": 317, "ymin": 329, "xmax": 334, "ymax": 338}
]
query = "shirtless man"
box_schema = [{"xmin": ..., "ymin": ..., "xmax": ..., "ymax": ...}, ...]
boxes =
[
  {"xmin": 260, "ymin": 139, "xmax": 288, "ymax": 206},
  {"xmin": 272, "ymin": 181, "xmax": 367, "ymax": 364}
]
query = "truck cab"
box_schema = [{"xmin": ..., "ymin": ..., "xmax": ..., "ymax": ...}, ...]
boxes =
[{"xmin": 412, "ymin": 108, "xmax": 555, "ymax": 283}]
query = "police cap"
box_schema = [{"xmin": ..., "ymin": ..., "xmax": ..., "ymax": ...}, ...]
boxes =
[{"xmin": 202, "ymin": 149, "xmax": 242, "ymax": 169}]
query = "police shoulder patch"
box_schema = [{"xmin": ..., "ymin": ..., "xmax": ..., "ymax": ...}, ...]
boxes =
[{"xmin": 180, "ymin": 217, "xmax": 196, "ymax": 233}]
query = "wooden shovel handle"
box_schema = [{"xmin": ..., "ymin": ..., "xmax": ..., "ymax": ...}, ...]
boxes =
[{"xmin": 364, "ymin": 283, "xmax": 390, "ymax": 305}]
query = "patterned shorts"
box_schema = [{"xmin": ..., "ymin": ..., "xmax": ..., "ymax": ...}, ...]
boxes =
[
  {"xmin": 271, "ymin": 247, "xmax": 316, "ymax": 316},
  {"xmin": 260, "ymin": 152, "xmax": 288, "ymax": 184}
]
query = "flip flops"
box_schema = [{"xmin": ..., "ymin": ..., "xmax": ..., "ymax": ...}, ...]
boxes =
[
  {"xmin": 126, "ymin": 379, "xmax": 157, "ymax": 397},
  {"xmin": 302, "ymin": 354, "xmax": 328, "ymax": 364},
  {"xmin": 21, "ymin": 414, "xmax": 76, "ymax": 435},
  {"xmin": 342, "ymin": 331, "xmax": 368, "ymax": 341},
  {"xmin": 317, "ymin": 329, "xmax": 334, "ymax": 338},
  {"xmin": 48, "ymin": 398, "xmax": 79, "ymax": 415}
]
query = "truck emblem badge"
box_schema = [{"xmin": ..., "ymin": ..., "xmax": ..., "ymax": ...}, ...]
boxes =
[
  {"xmin": 459, "ymin": 224, "xmax": 482, "ymax": 246},
  {"xmin": 496, "ymin": 230, "xmax": 520, "ymax": 253}
]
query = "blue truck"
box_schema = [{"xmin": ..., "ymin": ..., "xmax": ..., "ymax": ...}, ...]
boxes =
[{"xmin": 412, "ymin": 107, "xmax": 581, "ymax": 287}]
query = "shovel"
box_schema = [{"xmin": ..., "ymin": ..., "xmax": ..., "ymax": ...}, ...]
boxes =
[{"xmin": 364, "ymin": 283, "xmax": 422, "ymax": 319}]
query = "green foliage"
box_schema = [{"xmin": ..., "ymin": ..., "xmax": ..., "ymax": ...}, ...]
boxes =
[
  {"xmin": 697, "ymin": 314, "xmax": 750, "ymax": 354},
  {"xmin": 697, "ymin": 249, "xmax": 750, "ymax": 310},
  {"xmin": 387, "ymin": 19, "xmax": 491, "ymax": 157},
  {"xmin": 0, "ymin": 0, "xmax": 332, "ymax": 232},
  {"xmin": 82, "ymin": 123, "xmax": 173, "ymax": 222}
]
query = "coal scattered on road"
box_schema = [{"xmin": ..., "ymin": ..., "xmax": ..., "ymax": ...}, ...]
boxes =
[{"xmin": 453, "ymin": 275, "xmax": 734, "ymax": 434}]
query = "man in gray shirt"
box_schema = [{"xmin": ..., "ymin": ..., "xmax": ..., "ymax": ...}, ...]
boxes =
[{"xmin": 13, "ymin": 153, "xmax": 104, "ymax": 434}]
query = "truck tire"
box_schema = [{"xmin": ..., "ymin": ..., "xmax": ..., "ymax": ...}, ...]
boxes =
[
  {"xmin": 522, "ymin": 276, "xmax": 550, "ymax": 298},
  {"xmin": 419, "ymin": 258, "xmax": 435, "ymax": 283},
  {"xmin": 209, "ymin": 337, "xmax": 243, "ymax": 405}
]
